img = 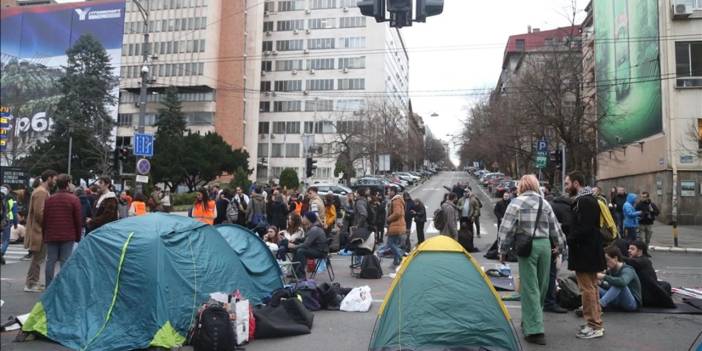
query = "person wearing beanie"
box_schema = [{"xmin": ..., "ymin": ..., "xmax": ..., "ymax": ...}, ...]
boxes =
[{"xmin": 289, "ymin": 211, "xmax": 328, "ymax": 279}]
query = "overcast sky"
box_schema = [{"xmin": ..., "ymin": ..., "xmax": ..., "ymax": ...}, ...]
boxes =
[{"xmin": 402, "ymin": 0, "xmax": 586, "ymax": 165}]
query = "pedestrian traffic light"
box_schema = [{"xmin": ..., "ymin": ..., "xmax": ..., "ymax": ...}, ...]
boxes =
[
  {"xmin": 415, "ymin": 0, "xmax": 444, "ymax": 22},
  {"xmin": 388, "ymin": 0, "xmax": 412, "ymax": 12},
  {"xmin": 358, "ymin": 0, "xmax": 385, "ymax": 22},
  {"xmin": 305, "ymin": 157, "xmax": 317, "ymax": 178}
]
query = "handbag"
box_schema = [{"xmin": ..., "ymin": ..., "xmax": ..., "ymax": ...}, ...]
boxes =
[{"xmin": 513, "ymin": 197, "xmax": 543, "ymax": 257}]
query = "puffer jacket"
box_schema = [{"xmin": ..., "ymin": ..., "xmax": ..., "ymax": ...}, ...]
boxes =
[
  {"xmin": 386, "ymin": 195, "xmax": 405, "ymax": 236},
  {"xmin": 623, "ymin": 193, "xmax": 641, "ymax": 229}
]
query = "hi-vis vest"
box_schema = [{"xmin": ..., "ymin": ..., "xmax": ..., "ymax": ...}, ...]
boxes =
[
  {"xmin": 192, "ymin": 201, "xmax": 216, "ymax": 225},
  {"xmin": 132, "ymin": 201, "xmax": 147, "ymax": 216},
  {"xmin": 5, "ymin": 199, "xmax": 15, "ymax": 221}
]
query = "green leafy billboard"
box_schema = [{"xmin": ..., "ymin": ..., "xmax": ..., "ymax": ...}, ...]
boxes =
[{"xmin": 595, "ymin": 0, "xmax": 662, "ymax": 148}]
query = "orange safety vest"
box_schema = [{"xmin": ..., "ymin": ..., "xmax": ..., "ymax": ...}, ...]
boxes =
[
  {"xmin": 294, "ymin": 201, "xmax": 302, "ymax": 215},
  {"xmin": 192, "ymin": 200, "xmax": 216, "ymax": 225},
  {"xmin": 132, "ymin": 201, "xmax": 147, "ymax": 216}
]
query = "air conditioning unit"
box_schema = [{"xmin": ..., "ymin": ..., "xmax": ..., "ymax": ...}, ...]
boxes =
[
  {"xmin": 272, "ymin": 50, "xmax": 278, "ymax": 55},
  {"xmin": 673, "ymin": 3, "xmax": 692, "ymax": 18},
  {"xmin": 309, "ymin": 69, "xmax": 316, "ymax": 75},
  {"xmin": 293, "ymin": 29, "xmax": 299, "ymax": 35},
  {"xmin": 343, "ymin": 68, "xmax": 349, "ymax": 73},
  {"xmin": 259, "ymin": 134, "xmax": 267, "ymax": 140},
  {"xmin": 292, "ymin": 69, "xmax": 298, "ymax": 75},
  {"xmin": 265, "ymin": 31, "xmax": 272, "ymax": 36},
  {"xmin": 343, "ymin": 7, "xmax": 349, "ymax": 12},
  {"xmin": 306, "ymin": 29, "xmax": 311, "ymax": 34},
  {"xmin": 264, "ymin": 50, "xmax": 272, "ymax": 56},
  {"xmin": 305, "ymin": 9, "xmax": 311, "ymax": 14},
  {"xmin": 303, "ymin": 90, "xmax": 309, "ymax": 95},
  {"xmin": 303, "ymin": 49, "xmax": 309, "ymax": 54},
  {"xmin": 264, "ymin": 10, "xmax": 270, "ymax": 17}
]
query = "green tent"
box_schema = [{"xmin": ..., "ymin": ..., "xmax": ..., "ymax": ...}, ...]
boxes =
[
  {"xmin": 369, "ymin": 235, "xmax": 522, "ymax": 351},
  {"xmin": 22, "ymin": 214, "xmax": 283, "ymax": 351}
]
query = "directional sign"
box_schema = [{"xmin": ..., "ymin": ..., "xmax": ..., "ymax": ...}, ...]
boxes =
[
  {"xmin": 136, "ymin": 158, "xmax": 151, "ymax": 175},
  {"xmin": 134, "ymin": 133, "xmax": 154, "ymax": 157}
]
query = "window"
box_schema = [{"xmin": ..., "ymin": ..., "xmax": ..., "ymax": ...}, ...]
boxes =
[
  {"xmin": 260, "ymin": 81, "xmax": 272, "ymax": 92},
  {"xmin": 273, "ymin": 100, "xmax": 302, "ymax": 112},
  {"xmin": 262, "ymin": 41, "xmax": 273, "ymax": 52},
  {"xmin": 273, "ymin": 121, "xmax": 286, "ymax": 134},
  {"xmin": 117, "ymin": 114, "xmax": 133, "ymax": 127},
  {"xmin": 336, "ymin": 99, "xmax": 365, "ymax": 111},
  {"xmin": 185, "ymin": 112, "xmax": 213, "ymax": 126},
  {"xmin": 258, "ymin": 143, "xmax": 269, "ymax": 157},
  {"xmin": 307, "ymin": 58, "xmax": 335, "ymax": 70},
  {"xmin": 314, "ymin": 120, "xmax": 335, "ymax": 133},
  {"xmin": 257, "ymin": 166, "xmax": 268, "ymax": 181},
  {"xmin": 304, "ymin": 121, "xmax": 314, "ymax": 133},
  {"xmin": 278, "ymin": 0, "xmax": 304, "ymax": 11},
  {"xmin": 259, "ymin": 101, "xmax": 271, "ymax": 112},
  {"xmin": 264, "ymin": 1, "xmax": 275, "ymax": 12},
  {"xmin": 271, "ymin": 143, "xmax": 284, "ymax": 157},
  {"xmin": 275, "ymin": 59, "xmax": 304, "ymax": 71},
  {"xmin": 286, "ymin": 121, "xmax": 300, "ymax": 134},
  {"xmin": 306, "ymin": 79, "xmax": 334, "ymax": 91},
  {"xmin": 338, "ymin": 56, "xmax": 365, "ymax": 69},
  {"xmin": 276, "ymin": 19, "xmax": 304, "ymax": 31},
  {"xmin": 305, "ymin": 99, "xmax": 334, "ymax": 112},
  {"xmin": 337, "ymin": 120, "xmax": 363, "ymax": 134},
  {"xmin": 675, "ymin": 41, "xmax": 702, "ymax": 88},
  {"xmin": 270, "ymin": 167, "xmax": 284, "ymax": 178},
  {"xmin": 310, "ymin": 0, "xmax": 336, "ymax": 9},
  {"xmin": 339, "ymin": 16, "xmax": 365, "ymax": 28},
  {"xmin": 274, "ymin": 80, "xmax": 302, "ymax": 91},
  {"xmin": 308, "ymin": 38, "xmax": 335, "ymax": 50},
  {"xmin": 285, "ymin": 143, "xmax": 301, "ymax": 158},
  {"xmin": 339, "ymin": 0, "xmax": 357, "ymax": 7},
  {"xmin": 318, "ymin": 167, "xmax": 331, "ymax": 178},
  {"xmin": 308, "ymin": 18, "xmax": 336, "ymax": 29},
  {"xmin": 516, "ymin": 39, "xmax": 525, "ymax": 50},
  {"xmin": 338, "ymin": 78, "xmax": 365, "ymax": 90},
  {"xmin": 261, "ymin": 60, "xmax": 272, "ymax": 72},
  {"xmin": 699, "ymin": 118, "xmax": 702, "ymax": 150},
  {"xmin": 339, "ymin": 36, "xmax": 365, "ymax": 49},
  {"xmin": 258, "ymin": 121, "xmax": 270, "ymax": 134},
  {"xmin": 263, "ymin": 21, "xmax": 274, "ymax": 32},
  {"xmin": 276, "ymin": 39, "xmax": 304, "ymax": 51}
]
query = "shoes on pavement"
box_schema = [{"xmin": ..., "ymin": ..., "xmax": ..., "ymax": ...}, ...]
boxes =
[
  {"xmin": 576, "ymin": 326, "xmax": 605, "ymax": 339},
  {"xmin": 20, "ymin": 253, "xmax": 33, "ymax": 261},
  {"xmin": 524, "ymin": 333, "xmax": 546, "ymax": 345},
  {"xmin": 23, "ymin": 285, "xmax": 44, "ymax": 293},
  {"xmin": 1, "ymin": 255, "xmax": 5, "ymax": 265},
  {"xmin": 544, "ymin": 305, "xmax": 568, "ymax": 313}
]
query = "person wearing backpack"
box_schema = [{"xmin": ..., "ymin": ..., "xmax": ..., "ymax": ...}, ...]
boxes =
[
  {"xmin": 412, "ymin": 199, "xmax": 427, "ymax": 245},
  {"xmin": 498, "ymin": 175, "xmax": 564, "ymax": 346},
  {"xmin": 635, "ymin": 192, "xmax": 659, "ymax": 246},
  {"xmin": 214, "ymin": 189, "xmax": 232, "ymax": 225},
  {"xmin": 437, "ymin": 193, "xmax": 459, "ymax": 239}
]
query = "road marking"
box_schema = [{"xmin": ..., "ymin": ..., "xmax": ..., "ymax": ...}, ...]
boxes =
[{"xmin": 2, "ymin": 245, "xmax": 28, "ymax": 265}]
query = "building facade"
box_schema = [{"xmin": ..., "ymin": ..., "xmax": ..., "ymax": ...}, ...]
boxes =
[
  {"xmin": 588, "ymin": 0, "xmax": 702, "ymax": 224},
  {"xmin": 254, "ymin": 0, "xmax": 409, "ymax": 183},
  {"xmin": 117, "ymin": 0, "xmax": 262, "ymax": 163}
]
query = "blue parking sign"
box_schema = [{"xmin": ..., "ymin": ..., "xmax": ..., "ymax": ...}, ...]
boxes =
[{"xmin": 134, "ymin": 133, "xmax": 154, "ymax": 157}]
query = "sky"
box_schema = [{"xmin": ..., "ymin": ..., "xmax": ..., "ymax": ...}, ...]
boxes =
[{"xmin": 402, "ymin": 0, "xmax": 586, "ymax": 165}]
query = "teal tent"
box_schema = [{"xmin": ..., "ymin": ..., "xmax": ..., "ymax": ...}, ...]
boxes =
[
  {"xmin": 369, "ymin": 236, "xmax": 522, "ymax": 351},
  {"xmin": 22, "ymin": 214, "xmax": 283, "ymax": 350}
]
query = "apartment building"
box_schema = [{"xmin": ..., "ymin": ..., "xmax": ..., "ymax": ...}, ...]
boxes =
[
  {"xmin": 254, "ymin": 0, "xmax": 410, "ymax": 183},
  {"xmin": 117, "ymin": 0, "xmax": 263, "ymax": 163},
  {"xmin": 587, "ymin": 0, "xmax": 702, "ymax": 224}
]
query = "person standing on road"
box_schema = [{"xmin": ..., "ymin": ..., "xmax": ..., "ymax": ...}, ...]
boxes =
[
  {"xmin": 469, "ymin": 191, "xmax": 483, "ymax": 238},
  {"xmin": 544, "ymin": 194, "xmax": 572, "ymax": 314},
  {"xmin": 412, "ymin": 199, "xmax": 427, "ymax": 246},
  {"xmin": 87, "ymin": 177, "xmax": 119, "ymax": 232},
  {"xmin": 565, "ymin": 171, "xmax": 606, "ymax": 339},
  {"xmin": 1, "ymin": 185, "xmax": 19, "ymax": 265},
  {"xmin": 24, "ymin": 169, "xmax": 57, "ymax": 292},
  {"xmin": 458, "ymin": 191, "xmax": 473, "ymax": 234},
  {"xmin": 635, "ymin": 192, "xmax": 659, "ymax": 246},
  {"xmin": 191, "ymin": 188, "xmax": 216, "ymax": 225},
  {"xmin": 128, "ymin": 193, "xmax": 148, "ymax": 217},
  {"xmin": 622, "ymin": 193, "xmax": 641, "ymax": 242},
  {"xmin": 613, "ymin": 187, "xmax": 627, "ymax": 233},
  {"xmin": 402, "ymin": 192, "xmax": 414, "ymax": 252},
  {"xmin": 494, "ymin": 192, "xmax": 511, "ymax": 230},
  {"xmin": 498, "ymin": 175, "xmax": 564, "ymax": 346},
  {"xmin": 371, "ymin": 190, "xmax": 387, "ymax": 243},
  {"xmin": 385, "ymin": 187, "xmax": 406, "ymax": 267},
  {"xmin": 42, "ymin": 174, "xmax": 81, "ymax": 287},
  {"xmin": 213, "ymin": 188, "xmax": 232, "ymax": 225},
  {"xmin": 439, "ymin": 193, "xmax": 459, "ymax": 239}
]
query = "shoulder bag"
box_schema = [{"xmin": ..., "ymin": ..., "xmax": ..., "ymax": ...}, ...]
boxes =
[{"xmin": 513, "ymin": 197, "xmax": 543, "ymax": 257}]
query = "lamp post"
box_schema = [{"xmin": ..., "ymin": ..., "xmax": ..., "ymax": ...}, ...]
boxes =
[{"xmin": 132, "ymin": 0, "xmax": 150, "ymax": 192}]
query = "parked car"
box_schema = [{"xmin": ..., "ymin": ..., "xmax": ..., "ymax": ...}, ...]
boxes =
[
  {"xmin": 316, "ymin": 183, "xmax": 353, "ymax": 200},
  {"xmin": 351, "ymin": 177, "xmax": 386, "ymax": 194},
  {"xmin": 494, "ymin": 180, "xmax": 517, "ymax": 198}
]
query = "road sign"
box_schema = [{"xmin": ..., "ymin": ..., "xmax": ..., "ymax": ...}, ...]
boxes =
[
  {"xmin": 0, "ymin": 167, "xmax": 29, "ymax": 188},
  {"xmin": 536, "ymin": 138, "xmax": 548, "ymax": 169},
  {"xmin": 136, "ymin": 158, "xmax": 151, "ymax": 175},
  {"xmin": 134, "ymin": 133, "xmax": 154, "ymax": 157},
  {"xmin": 135, "ymin": 175, "xmax": 149, "ymax": 183}
]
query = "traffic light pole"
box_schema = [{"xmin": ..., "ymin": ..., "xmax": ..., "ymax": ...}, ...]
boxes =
[
  {"xmin": 133, "ymin": 0, "xmax": 149, "ymax": 193},
  {"xmin": 561, "ymin": 144, "xmax": 566, "ymax": 192}
]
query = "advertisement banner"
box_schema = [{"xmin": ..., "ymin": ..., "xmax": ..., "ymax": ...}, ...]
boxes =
[
  {"xmin": 594, "ymin": 0, "xmax": 662, "ymax": 149},
  {"xmin": 0, "ymin": 0, "xmax": 126, "ymax": 166}
]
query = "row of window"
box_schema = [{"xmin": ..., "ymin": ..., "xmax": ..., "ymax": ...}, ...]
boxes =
[
  {"xmin": 262, "ymin": 37, "xmax": 366, "ymax": 52},
  {"xmin": 126, "ymin": 0, "xmax": 208, "ymax": 12},
  {"xmin": 260, "ymin": 78, "xmax": 365, "ymax": 92},
  {"xmin": 257, "ymin": 143, "xmax": 302, "ymax": 158},
  {"xmin": 263, "ymin": 16, "xmax": 366, "ymax": 32},
  {"xmin": 122, "ymin": 39, "xmax": 206, "ymax": 56},
  {"xmin": 121, "ymin": 62, "xmax": 205, "ymax": 79},
  {"xmin": 266, "ymin": 0, "xmax": 358, "ymax": 12},
  {"xmin": 119, "ymin": 91, "xmax": 215, "ymax": 104},
  {"xmin": 262, "ymin": 57, "xmax": 366, "ymax": 71},
  {"xmin": 258, "ymin": 119, "xmax": 364, "ymax": 135},
  {"xmin": 123, "ymin": 17, "xmax": 207, "ymax": 34},
  {"xmin": 675, "ymin": 41, "xmax": 702, "ymax": 88},
  {"xmin": 256, "ymin": 166, "xmax": 332, "ymax": 181},
  {"xmin": 117, "ymin": 112, "xmax": 213, "ymax": 127},
  {"xmin": 259, "ymin": 99, "xmax": 364, "ymax": 113}
]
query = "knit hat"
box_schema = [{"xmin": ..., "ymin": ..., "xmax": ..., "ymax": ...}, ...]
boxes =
[{"xmin": 304, "ymin": 211, "xmax": 318, "ymax": 223}]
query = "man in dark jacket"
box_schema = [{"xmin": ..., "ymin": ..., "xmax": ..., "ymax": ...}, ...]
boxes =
[
  {"xmin": 565, "ymin": 171, "xmax": 605, "ymax": 339},
  {"xmin": 291, "ymin": 212, "xmax": 328, "ymax": 279},
  {"xmin": 86, "ymin": 176, "xmax": 119, "ymax": 232},
  {"xmin": 493, "ymin": 192, "xmax": 511, "ymax": 230},
  {"xmin": 635, "ymin": 192, "xmax": 659, "ymax": 246},
  {"xmin": 626, "ymin": 240, "xmax": 674, "ymax": 308},
  {"xmin": 42, "ymin": 174, "xmax": 81, "ymax": 287},
  {"xmin": 543, "ymin": 195, "xmax": 572, "ymax": 314}
]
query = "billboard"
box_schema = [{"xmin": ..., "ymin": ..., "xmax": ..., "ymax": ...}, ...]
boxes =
[
  {"xmin": 0, "ymin": 0, "xmax": 126, "ymax": 166},
  {"xmin": 595, "ymin": 0, "xmax": 662, "ymax": 148}
]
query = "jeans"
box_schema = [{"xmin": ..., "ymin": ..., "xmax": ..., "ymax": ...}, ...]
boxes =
[
  {"xmin": 624, "ymin": 227, "xmax": 639, "ymax": 242},
  {"xmin": 387, "ymin": 235, "xmax": 404, "ymax": 265},
  {"xmin": 293, "ymin": 247, "xmax": 324, "ymax": 279},
  {"xmin": 544, "ymin": 257, "xmax": 558, "ymax": 308},
  {"xmin": 575, "ymin": 272, "xmax": 604, "ymax": 329},
  {"xmin": 599, "ymin": 286, "xmax": 638, "ymax": 311},
  {"xmin": 614, "ymin": 212, "xmax": 624, "ymax": 234},
  {"xmin": 473, "ymin": 217, "xmax": 481, "ymax": 237},
  {"xmin": 46, "ymin": 241, "xmax": 74, "ymax": 287},
  {"xmin": 1, "ymin": 225, "xmax": 10, "ymax": 256}
]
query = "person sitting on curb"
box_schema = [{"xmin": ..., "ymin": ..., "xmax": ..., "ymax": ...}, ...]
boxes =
[{"xmin": 597, "ymin": 246, "xmax": 642, "ymax": 312}]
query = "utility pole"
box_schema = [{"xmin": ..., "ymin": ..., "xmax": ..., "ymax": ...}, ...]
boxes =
[
  {"xmin": 561, "ymin": 143, "xmax": 566, "ymax": 192},
  {"xmin": 67, "ymin": 126, "xmax": 73, "ymax": 178}
]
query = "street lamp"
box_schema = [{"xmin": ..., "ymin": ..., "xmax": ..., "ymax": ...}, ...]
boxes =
[{"xmin": 430, "ymin": 112, "xmax": 439, "ymax": 118}]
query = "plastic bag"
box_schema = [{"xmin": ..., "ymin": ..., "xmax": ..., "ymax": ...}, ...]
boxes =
[{"xmin": 340, "ymin": 286, "xmax": 372, "ymax": 312}]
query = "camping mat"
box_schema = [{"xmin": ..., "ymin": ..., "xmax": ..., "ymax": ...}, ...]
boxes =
[
  {"xmin": 638, "ymin": 303, "xmax": 702, "ymax": 315},
  {"xmin": 489, "ymin": 276, "xmax": 516, "ymax": 292}
]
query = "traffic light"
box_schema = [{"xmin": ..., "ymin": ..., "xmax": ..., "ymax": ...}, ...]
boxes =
[
  {"xmin": 550, "ymin": 149, "xmax": 563, "ymax": 168},
  {"xmin": 388, "ymin": 0, "xmax": 412, "ymax": 27},
  {"xmin": 305, "ymin": 157, "xmax": 317, "ymax": 178},
  {"xmin": 358, "ymin": 0, "xmax": 385, "ymax": 22},
  {"xmin": 118, "ymin": 147, "xmax": 130, "ymax": 161},
  {"xmin": 388, "ymin": 0, "xmax": 412, "ymax": 12},
  {"xmin": 415, "ymin": 0, "xmax": 444, "ymax": 22}
]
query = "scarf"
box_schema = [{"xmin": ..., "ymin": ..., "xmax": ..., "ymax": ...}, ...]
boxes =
[
  {"xmin": 574, "ymin": 187, "xmax": 594, "ymax": 201},
  {"xmin": 96, "ymin": 191, "xmax": 116, "ymax": 208}
]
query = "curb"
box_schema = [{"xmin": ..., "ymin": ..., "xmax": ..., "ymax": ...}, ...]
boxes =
[{"xmin": 649, "ymin": 246, "xmax": 702, "ymax": 254}]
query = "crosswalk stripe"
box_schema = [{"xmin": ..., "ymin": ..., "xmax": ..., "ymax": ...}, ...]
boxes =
[{"xmin": 2, "ymin": 246, "xmax": 29, "ymax": 264}]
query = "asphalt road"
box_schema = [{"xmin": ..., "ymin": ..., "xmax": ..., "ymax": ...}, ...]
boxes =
[{"xmin": 1, "ymin": 172, "xmax": 701, "ymax": 351}]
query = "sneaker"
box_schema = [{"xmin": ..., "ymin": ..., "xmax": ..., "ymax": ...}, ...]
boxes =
[
  {"xmin": 20, "ymin": 253, "xmax": 33, "ymax": 261},
  {"xmin": 574, "ymin": 307, "xmax": 583, "ymax": 317},
  {"xmin": 576, "ymin": 326, "xmax": 604, "ymax": 339},
  {"xmin": 544, "ymin": 305, "xmax": 568, "ymax": 313},
  {"xmin": 23, "ymin": 285, "xmax": 44, "ymax": 293}
]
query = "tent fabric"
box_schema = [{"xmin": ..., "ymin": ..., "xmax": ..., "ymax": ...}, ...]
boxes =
[
  {"xmin": 370, "ymin": 235, "xmax": 521, "ymax": 351},
  {"xmin": 22, "ymin": 214, "xmax": 283, "ymax": 351},
  {"xmin": 215, "ymin": 224, "xmax": 283, "ymax": 277}
]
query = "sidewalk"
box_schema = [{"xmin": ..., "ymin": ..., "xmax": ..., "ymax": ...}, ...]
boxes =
[{"xmin": 648, "ymin": 222, "xmax": 702, "ymax": 254}]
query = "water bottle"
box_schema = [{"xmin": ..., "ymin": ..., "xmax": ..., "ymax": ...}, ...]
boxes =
[{"xmin": 499, "ymin": 263, "xmax": 511, "ymax": 277}]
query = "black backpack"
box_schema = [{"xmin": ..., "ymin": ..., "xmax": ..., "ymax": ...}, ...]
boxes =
[
  {"xmin": 557, "ymin": 276, "xmax": 582, "ymax": 310},
  {"xmin": 191, "ymin": 305, "xmax": 237, "ymax": 351},
  {"xmin": 359, "ymin": 254, "xmax": 383, "ymax": 279},
  {"xmin": 433, "ymin": 207, "xmax": 446, "ymax": 231}
]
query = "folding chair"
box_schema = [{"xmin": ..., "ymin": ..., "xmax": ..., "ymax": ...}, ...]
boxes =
[{"xmin": 310, "ymin": 254, "xmax": 335, "ymax": 281}]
